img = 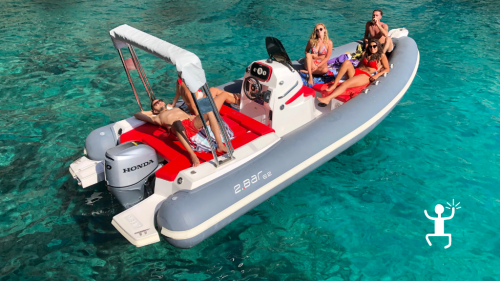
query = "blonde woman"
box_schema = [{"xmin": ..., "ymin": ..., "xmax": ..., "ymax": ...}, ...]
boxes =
[{"xmin": 301, "ymin": 23, "xmax": 333, "ymax": 85}]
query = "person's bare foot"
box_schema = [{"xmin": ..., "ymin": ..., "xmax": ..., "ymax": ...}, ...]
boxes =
[
  {"xmin": 317, "ymin": 96, "xmax": 329, "ymax": 104},
  {"xmin": 217, "ymin": 144, "xmax": 228, "ymax": 154},
  {"xmin": 326, "ymin": 84, "xmax": 337, "ymax": 93},
  {"xmin": 308, "ymin": 77, "xmax": 314, "ymax": 86},
  {"xmin": 190, "ymin": 155, "xmax": 200, "ymax": 167}
]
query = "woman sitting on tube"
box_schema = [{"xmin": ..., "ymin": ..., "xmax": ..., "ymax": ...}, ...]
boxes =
[
  {"xmin": 301, "ymin": 23, "xmax": 333, "ymax": 86},
  {"xmin": 317, "ymin": 38, "xmax": 389, "ymax": 107}
]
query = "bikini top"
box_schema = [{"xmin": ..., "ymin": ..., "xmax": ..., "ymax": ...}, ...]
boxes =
[
  {"xmin": 312, "ymin": 44, "xmax": 327, "ymax": 56},
  {"xmin": 362, "ymin": 57, "xmax": 378, "ymax": 70}
]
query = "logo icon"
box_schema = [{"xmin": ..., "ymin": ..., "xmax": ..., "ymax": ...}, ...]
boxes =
[{"xmin": 425, "ymin": 199, "xmax": 461, "ymax": 249}]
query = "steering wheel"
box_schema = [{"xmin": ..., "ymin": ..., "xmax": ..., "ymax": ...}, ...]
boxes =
[{"xmin": 243, "ymin": 77, "xmax": 262, "ymax": 100}]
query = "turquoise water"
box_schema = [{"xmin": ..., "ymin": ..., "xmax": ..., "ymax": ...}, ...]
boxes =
[{"xmin": 1, "ymin": 0, "xmax": 500, "ymax": 279}]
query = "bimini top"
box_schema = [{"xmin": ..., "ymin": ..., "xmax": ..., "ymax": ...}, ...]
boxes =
[{"xmin": 109, "ymin": 24, "xmax": 206, "ymax": 94}]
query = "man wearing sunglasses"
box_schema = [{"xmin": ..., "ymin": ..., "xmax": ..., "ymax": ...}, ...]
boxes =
[
  {"xmin": 363, "ymin": 9, "xmax": 394, "ymax": 54},
  {"xmin": 134, "ymin": 95, "xmax": 228, "ymax": 167}
]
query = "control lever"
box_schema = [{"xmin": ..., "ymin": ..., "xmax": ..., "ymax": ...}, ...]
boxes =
[{"xmin": 262, "ymin": 90, "xmax": 272, "ymax": 103}]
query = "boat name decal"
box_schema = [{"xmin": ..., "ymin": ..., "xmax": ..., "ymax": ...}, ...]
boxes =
[
  {"xmin": 123, "ymin": 160, "xmax": 154, "ymax": 173},
  {"xmin": 234, "ymin": 171, "xmax": 272, "ymax": 194}
]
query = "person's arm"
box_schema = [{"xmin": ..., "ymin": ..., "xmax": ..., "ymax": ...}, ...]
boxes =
[
  {"xmin": 168, "ymin": 81, "xmax": 182, "ymax": 108},
  {"xmin": 369, "ymin": 54, "xmax": 390, "ymax": 82},
  {"xmin": 134, "ymin": 111, "xmax": 158, "ymax": 125},
  {"xmin": 375, "ymin": 20, "xmax": 389, "ymax": 37},
  {"xmin": 363, "ymin": 21, "xmax": 371, "ymax": 43},
  {"xmin": 304, "ymin": 40, "xmax": 312, "ymax": 56},
  {"xmin": 180, "ymin": 81, "xmax": 200, "ymax": 116},
  {"xmin": 314, "ymin": 40, "xmax": 333, "ymax": 69}
]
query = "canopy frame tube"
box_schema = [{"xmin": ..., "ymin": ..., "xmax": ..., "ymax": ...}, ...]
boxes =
[
  {"xmin": 128, "ymin": 45, "xmax": 156, "ymax": 101},
  {"xmin": 201, "ymin": 84, "xmax": 235, "ymax": 160},
  {"xmin": 117, "ymin": 49, "xmax": 143, "ymax": 111},
  {"xmin": 111, "ymin": 24, "xmax": 235, "ymax": 166}
]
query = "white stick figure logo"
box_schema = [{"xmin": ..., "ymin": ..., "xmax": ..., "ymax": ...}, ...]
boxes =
[{"xmin": 424, "ymin": 199, "xmax": 461, "ymax": 249}]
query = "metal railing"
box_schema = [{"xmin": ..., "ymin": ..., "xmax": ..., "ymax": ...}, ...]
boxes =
[{"xmin": 117, "ymin": 44, "xmax": 235, "ymax": 167}]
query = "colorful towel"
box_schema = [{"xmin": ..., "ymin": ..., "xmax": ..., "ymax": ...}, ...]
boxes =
[{"xmin": 190, "ymin": 121, "xmax": 234, "ymax": 153}]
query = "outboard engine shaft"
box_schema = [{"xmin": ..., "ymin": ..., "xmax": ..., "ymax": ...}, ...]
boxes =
[{"xmin": 105, "ymin": 141, "xmax": 158, "ymax": 209}]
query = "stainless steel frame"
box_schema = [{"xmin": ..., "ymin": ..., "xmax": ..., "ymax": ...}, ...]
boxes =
[
  {"xmin": 117, "ymin": 49, "xmax": 143, "ymax": 111},
  {"xmin": 116, "ymin": 44, "xmax": 235, "ymax": 167}
]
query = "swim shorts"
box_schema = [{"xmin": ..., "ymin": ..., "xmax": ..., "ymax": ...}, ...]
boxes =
[{"xmin": 181, "ymin": 118, "xmax": 200, "ymax": 139}]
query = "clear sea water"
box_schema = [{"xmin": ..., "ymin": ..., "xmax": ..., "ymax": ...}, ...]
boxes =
[{"xmin": 1, "ymin": 0, "xmax": 500, "ymax": 280}]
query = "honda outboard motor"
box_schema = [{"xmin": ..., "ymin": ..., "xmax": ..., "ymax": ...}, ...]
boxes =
[{"xmin": 105, "ymin": 141, "xmax": 158, "ymax": 209}]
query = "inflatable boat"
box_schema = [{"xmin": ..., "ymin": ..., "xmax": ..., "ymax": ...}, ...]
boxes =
[{"xmin": 69, "ymin": 25, "xmax": 419, "ymax": 248}]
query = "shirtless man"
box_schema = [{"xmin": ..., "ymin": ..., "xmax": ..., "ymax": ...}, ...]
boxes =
[
  {"xmin": 364, "ymin": 9, "xmax": 394, "ymax": 54},
  {"xmin": 134, "ymin": 96, "xmax": 228, "ymax": 167}
]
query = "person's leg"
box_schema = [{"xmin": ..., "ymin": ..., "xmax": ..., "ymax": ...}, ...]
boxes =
[
  {"xmin": 191, "ymin": 93, "xmax": 229, "ymax": 152},
  {"xmin": 211, "ymin": 92, "xmax": 228, "ymax": 112},
  {"xmin": 178, "ymin": 82, "xmax": 199, "ymax": 115},
  {"xmin": 300, "ymin": 54, "xmax": 309, "ymax": 73},
  {"xmin": 304, "ymin": 53, "xmax": 314, "ymax": 85},
  {"xmin": 193, "ymin": 112, "xmax": 228, "ymax": 154},
  {"xmin": 326, "ymin": 60, "xmax": 356, "ymax": 91},
  {"xmin": 209, "ymin": 87, "xmax": 239, "ymax": 105},
  {"xmin": 171, "ymin": 120, "xmax": 200, "ymax": 167},
  {"xmin": 383, "ymin": 37, "xmax": 394, "ymax": 54},
  {"xmin": 318, "ymin": 74, "xmax": 370, "ymax": 105},
  {"xmin": 313, "ymin": 63, "xmax": 329, "ymax": 76}
]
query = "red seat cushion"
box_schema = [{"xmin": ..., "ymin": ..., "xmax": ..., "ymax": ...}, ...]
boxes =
[{"xmin": 120, "ymin": 105, "xmax": 275, "ymax": 181}]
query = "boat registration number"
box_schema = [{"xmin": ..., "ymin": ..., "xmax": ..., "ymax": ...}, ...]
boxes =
[{"xmin": 234, "ymin": 171, "xmax": 272, "ymax": 194}]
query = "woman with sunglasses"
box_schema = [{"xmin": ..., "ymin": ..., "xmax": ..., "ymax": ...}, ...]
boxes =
[
  {"xmin": 301, "ymin": 23, "xmax": 333, "ymax": 86},
  {"xmin": 317, "ymin": 38, "xmax": 389, "ymax": 106}
]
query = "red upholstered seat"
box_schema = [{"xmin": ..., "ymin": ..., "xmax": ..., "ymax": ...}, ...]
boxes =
[
  {"xmin": 312, "ymin": 82, "xmax": 368, "ymax": 103},
  {"xmin": 120, "ymin": 105, "xmax": 275, "ymax": 181}
]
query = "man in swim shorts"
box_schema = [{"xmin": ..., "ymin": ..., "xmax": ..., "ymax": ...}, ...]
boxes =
[
  {"xmin": 364, "ymin": 9, "xmax": 394, "ymax": 54},
  {"xmin": 134, "ymin": 96, "xmax": 228, "ymax": 167}
]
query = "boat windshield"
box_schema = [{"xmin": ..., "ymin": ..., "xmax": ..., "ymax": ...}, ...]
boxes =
[{"xmin": 265, "ymin": 37, "xmax": 293, "ymax": 69}]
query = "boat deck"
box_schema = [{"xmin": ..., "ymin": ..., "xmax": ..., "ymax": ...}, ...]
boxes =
[{"xmin": 120, "ymin": 105, "xmax": 275, "ymax": 181}]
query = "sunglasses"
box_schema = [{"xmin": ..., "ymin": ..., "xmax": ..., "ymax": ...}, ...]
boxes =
[
  {"xmin": 316, "ymin": 28, "xmax": 324, "ymax": 32},
  {"xmin": 152, "ymin": 99, "xmax": 163, "ymax": 106},
  {"xmin": 369, "ymin": 45, "xmax": 378, "ymax": 49}
]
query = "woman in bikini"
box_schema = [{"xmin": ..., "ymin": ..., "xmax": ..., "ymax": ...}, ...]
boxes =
[
  {"xmin": 301, "ymin": 23, "xmax": 333, "ymax": 86},
  {"xmin": 317, "ymin": 38, "xmax": 389, "ymax": 106}
]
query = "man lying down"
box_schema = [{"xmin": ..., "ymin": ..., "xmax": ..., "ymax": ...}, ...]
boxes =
[{"xmin": 134, "ymin": 95, "xmax": 230, "ymax": 167}]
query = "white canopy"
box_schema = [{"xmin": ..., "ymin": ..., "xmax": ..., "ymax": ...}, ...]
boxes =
[{"xmin": 109, "ymin": 24, "xmax": 206, "ymax": 94}]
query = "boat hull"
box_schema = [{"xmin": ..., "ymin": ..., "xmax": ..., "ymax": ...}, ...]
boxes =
[{"xmin": 157, "ymin": 36, "xmax": 420, "ymax": 248}]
